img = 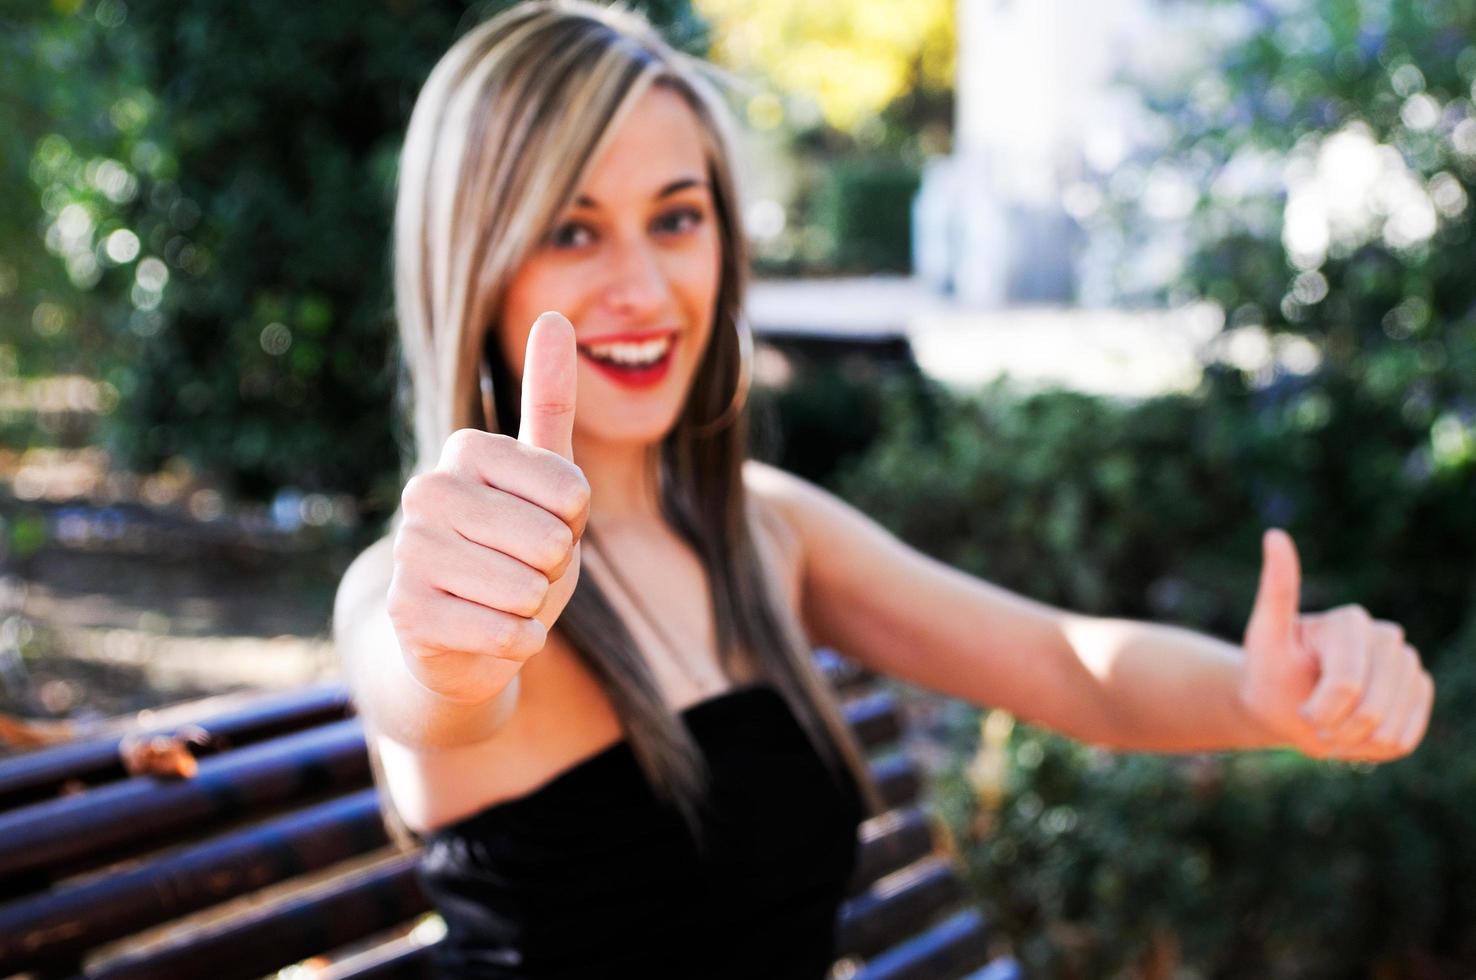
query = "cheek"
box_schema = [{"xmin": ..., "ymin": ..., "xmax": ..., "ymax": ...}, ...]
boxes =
[
  {"xmin": 676, "ymin": 234, "xmax": 722, "ymax": 335},
  {"xmin": 497, "ymin": 263, "xmax": 561, "ymax": 381}
]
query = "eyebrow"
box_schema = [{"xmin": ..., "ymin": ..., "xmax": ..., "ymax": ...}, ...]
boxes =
[{"xmin": 573, "ymin": 177, "xmax": 706, "ymax": 209}]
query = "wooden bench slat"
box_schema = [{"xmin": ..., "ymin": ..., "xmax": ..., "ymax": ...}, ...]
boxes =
[
  {"xmin": 958, "ymin": 955, "xmax": 1027, "ymax": 980},
  {"xmin": 816, "ymin": 647, "xmax": 875, "ymax": 693},
  {"xmin": 843, "ymin": 691, "xmax": 905, "ymax": 749},
  {"xmin": 852, "ymin": 907, "xmax": 995, "ymax": 980},
  {"xmin": 0, "ymin": 684, "xmax": 352, "ymax": 810},
  {"xmin": 316, "ymin": 932, "xmax": 431, "ymax": 980},
  {"xmin": 847, "ymin": 806, "xmax": 935, "ymax": 898},
  {"xmin": 0, "ymin": 719, "xmax": 371, "ymax": 887},
  {"xmin": 87, "ymin": 853, "xmax": 427, "ymax": 980},
  {"xmin": 872, "ymin": 752, "xmax": 923, "ymax": 810},
  {"xmin": 836, "ymin": 854, "xmax": 964, "ymax": 959},
  {"xmin": 0, "ymin": 789, "xmax": 387, "ymax": 975}
]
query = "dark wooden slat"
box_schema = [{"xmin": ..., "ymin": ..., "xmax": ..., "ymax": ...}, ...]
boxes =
[
  {"xmin": 845, "ymin": 691, "xmax": 904, "ymax": 750},
  {"xmin": 872, "ymin": 752, "xmax": 923, "ymax": 810},
  {"xmin": 0, "ymin": 789, "xmax": 388, "ymax": 975},
  {"xmin": 0, "ymin": 684, "xmax": 352, "ymax": 809},
  {"xmin": 318, "ymin": 934, "xmax": 431, "ymax": 980},
  {"xmin": 87, "ymin": 853, "xmax": 429, "ymax": 980},
  {"xmin": 836, "ymin": 855, "xmax": 964, "ymax": 959},
  {"xmin": 0, "ymin": 718, "xmax": 371, "ymax": 886},
  {"xmin": 816, "ymin": 647, "xmax": 874, "ymax": 693},
  {"xmin": 853, "ymin": 907, "xmax": 995, "ymax": 980},
  {"xmin": 959, "ymin": 956, "xmax": 1027, "ymax": 980},
  {"xmin": 847, "ymin": 806, "xmax": 935, "ymax": 898}
]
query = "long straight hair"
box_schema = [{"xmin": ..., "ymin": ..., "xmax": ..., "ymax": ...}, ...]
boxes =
[{"xmin": 372, "ymin": 0, "xmax": 886, "ymax": 849}]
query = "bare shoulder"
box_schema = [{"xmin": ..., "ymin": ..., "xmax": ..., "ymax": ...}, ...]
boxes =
[
  {"xmin": 741, "ymin": 458, "xmax": 827, "ymax": 525},
  {"xmin": 742, "ymin": 459, "xmax": 811, "ymax": 551},
  {"xmin": 741, "ymin": 458, "xmax": 857, "ymax": 545}
]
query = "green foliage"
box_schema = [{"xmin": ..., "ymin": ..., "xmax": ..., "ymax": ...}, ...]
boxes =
[
  {"xmin": 0, "ymin": 1, "xmax": 154, "ymax": 381},
  {"xmin": 812, "ymin": 159, "xmax": 920, "ymax": 273},
  {"xmin": 1103, "ymin": 0, "xmax": 1476, "ymax": 406},
  {"xmin": 749, "ymin": 343, "xmax": 924, "ymax": 483},
  {"xmin": 6, "ymin": 0, "xmax": 706, "ymax": 513}
]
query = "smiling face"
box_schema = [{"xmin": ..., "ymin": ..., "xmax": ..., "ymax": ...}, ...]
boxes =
[{"xmin": 495, "ymin": 82, "xmax": 724, "ymax": 450}]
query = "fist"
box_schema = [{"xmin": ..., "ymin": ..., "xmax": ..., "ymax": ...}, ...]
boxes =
[
  {"xmin": 1238, "ymin": 528, "xmax": 1435, "ymax": 762},
  {"xmin": 387, "ymin": 311, "xmax": 589, "ymax": 704}
]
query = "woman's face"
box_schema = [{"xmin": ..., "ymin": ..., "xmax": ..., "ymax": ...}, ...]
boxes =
[{"xmin": 497, "ymin": 83, "xmax": 723, "ymax": 450}]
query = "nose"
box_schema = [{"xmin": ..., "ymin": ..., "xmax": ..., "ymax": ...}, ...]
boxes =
[{"xmin": 599, "ymin": 234, "xmax": 669, "ymax": 319}]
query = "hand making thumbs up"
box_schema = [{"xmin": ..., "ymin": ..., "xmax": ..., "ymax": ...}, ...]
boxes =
[
  {"xmin": 386, "ymin": 311, "xmax": 590, "ymax": 705},
  {"xmin": 1237, "ymin": 528, "xmax": 1434, "ymax": 761}
]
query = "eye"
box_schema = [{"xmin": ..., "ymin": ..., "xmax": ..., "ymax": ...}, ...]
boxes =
[
  {"xmin": 545, "ymin": 221, "xmax": 595, "ymax": 250},
  {"xmin": 654, "ymin": 206, "xmax": 703, "ymax": 236}
]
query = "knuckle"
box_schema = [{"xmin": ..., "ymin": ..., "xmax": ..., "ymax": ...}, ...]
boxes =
[
  {"xmin": 557, "ymin": 466, "xmax": 592, "ymax": 518},
  {"xmin": 444, "ymin": 427, "xmax": 481, "ymax": 458},
  {"xmin": 517, "ymin": 573, "xmax": 549, "ymax": 617},
  {"xmin": 402, "ymin": 471, "xmax": 449, "ymax": 512},
  {"xmin": 1374, "ymin": 620, "xmax": 1404, "ymax": 648},
  {"xmin": 400, "ymin": 474, "xmax": 425, "ymax": 509},
  {"xmin": 384, "ymin": 586, "xmax": 407, "ymax": 626},
  {"xmin": 486, "ymin": 618, "xmax": 516, "ymax": 654},
  {"xmin": 1329, "ymin": 678, "xmax": 1362, "ymax": 704},
  {"xmin": 542, "ymin": 519, "xmax": 575, "ymax": 569}
]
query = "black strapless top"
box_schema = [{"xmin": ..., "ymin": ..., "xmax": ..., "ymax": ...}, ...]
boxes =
[{"xmin": 415, "ymin": 682, "xmax": 865, "ymax": 979}]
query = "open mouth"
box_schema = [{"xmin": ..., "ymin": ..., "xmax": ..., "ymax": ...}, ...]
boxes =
[{"xmin": 576, "ymin": 333, "xmax": 677, "ymax": 388}]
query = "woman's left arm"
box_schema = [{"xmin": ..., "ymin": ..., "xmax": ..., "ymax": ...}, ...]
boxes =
[{"xmin": 745, "ymin": 461, "xmax": 1434, "ymax": 762}]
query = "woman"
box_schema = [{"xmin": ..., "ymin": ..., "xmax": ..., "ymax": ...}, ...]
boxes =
[{"xmin": 332, "ymin": 1, "xmax": 1435, "ymax": 977}]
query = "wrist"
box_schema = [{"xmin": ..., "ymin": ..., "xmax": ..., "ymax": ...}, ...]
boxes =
[{"xmin": 1231, "ymin": 654, "xmax": 1290, "ymax": 751}]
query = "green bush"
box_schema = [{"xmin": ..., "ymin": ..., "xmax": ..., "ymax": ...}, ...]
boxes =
[
  {"xmin": 812, "ymin": 158, "xmax": 920, "ymax": 273},
  {"xmin": 10, "ymin": 0, "xmax": 706, "ymax": 513}
]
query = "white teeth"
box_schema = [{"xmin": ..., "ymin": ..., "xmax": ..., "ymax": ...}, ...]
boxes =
[{"xmin": 581, "ymin": 336, "xmax": 672, "ymax": 366}]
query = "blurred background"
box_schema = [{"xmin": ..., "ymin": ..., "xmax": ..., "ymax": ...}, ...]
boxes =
[{"xmin": 2, "ymin": 0, "xmax": 1474, "ymax": 975}]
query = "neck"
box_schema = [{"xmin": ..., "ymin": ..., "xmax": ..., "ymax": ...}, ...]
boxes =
[{"xmin": 573, "ymin": 432, "xmax": 664, "ymax": 527}]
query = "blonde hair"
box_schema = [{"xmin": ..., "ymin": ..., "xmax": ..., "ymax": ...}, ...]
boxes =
[{"xmin": 373, "ymin": 0, "xmax": 885, "ymax": 850}]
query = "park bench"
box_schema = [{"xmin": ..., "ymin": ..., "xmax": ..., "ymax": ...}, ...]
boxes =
[{"xmin": 0, "ymin": 648, "xmax": 1023, "ymax": 980}]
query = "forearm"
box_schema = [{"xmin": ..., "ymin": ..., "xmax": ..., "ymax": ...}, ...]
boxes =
[{"xmin": 1059, "ymin": 614, "xmax": 1280, "ymax": 753}]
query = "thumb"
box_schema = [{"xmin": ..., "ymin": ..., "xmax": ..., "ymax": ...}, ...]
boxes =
[
  {"xmin": 517, "ymin": 311, "xmax": 577, "ymax": 461},
  {"xmin": 1246, "ymin": 527, "xmax": 1302, "ymax": 649}
]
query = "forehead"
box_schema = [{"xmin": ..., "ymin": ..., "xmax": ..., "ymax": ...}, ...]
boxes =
[{"xmin": 574, "ymin": 84, "xmax": 709, "ymax": 203}]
